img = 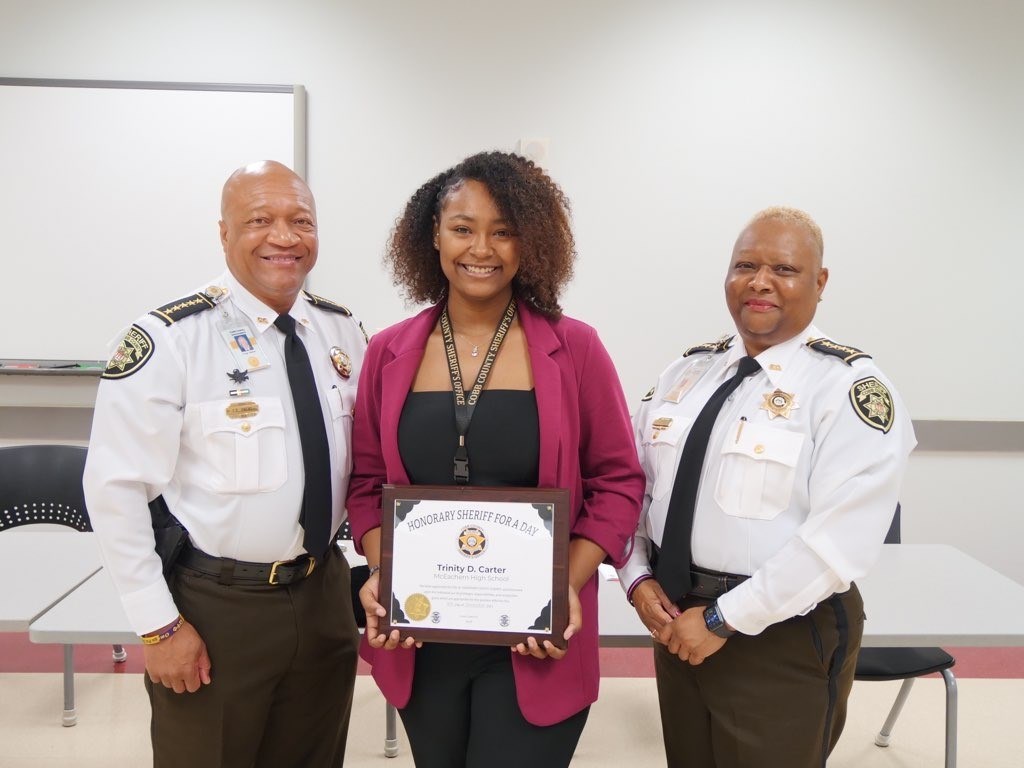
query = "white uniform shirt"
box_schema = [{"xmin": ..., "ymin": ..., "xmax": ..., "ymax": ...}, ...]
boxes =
[
  {"xmin": 83, "ymin": 270, "xmax": 366, "ymax": 634},
  {"xmin": 617, "ymin": 325, "xmax": 916, "ymax": 635}
]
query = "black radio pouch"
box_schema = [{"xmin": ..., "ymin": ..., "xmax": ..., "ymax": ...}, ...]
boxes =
[{"xmin": 148, "ymin": 495, "xmax": 187, "ymax": 577}]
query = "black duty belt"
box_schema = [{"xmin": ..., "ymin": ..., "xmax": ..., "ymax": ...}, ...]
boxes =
[
  {"xmin": 177, "ymin": 542, "xmax": 317, "ymax": 586},
  {"xmin": 687, "ymin": 566, "xmax": 749, "ymax": 599},
  {"xmin": 650, "ymin": 543, "xmax": 749, "ymax": 599}
]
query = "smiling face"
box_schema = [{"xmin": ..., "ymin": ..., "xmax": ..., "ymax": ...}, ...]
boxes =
[
  {"xmin": 219, "ymin": 161, "xmax": 317, "ymax": 314},
  {"xmin": 434, "ymin": 179, "xmax": 520, "ymax": 310},
  {"xmin": 725, "ymin": 217, "xmax": 828, "ymax": 356}
]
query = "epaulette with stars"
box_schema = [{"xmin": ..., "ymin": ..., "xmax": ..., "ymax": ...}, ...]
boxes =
[
  {"xmin": 683, "ymin": 335, "xmax": 734, "ymax": 357},
  {"xmin": 303, "ymin": 291, "xmax": 352, "ymax": 316},
  {"xmin": 806, "ymin": 337, "xmax": 871, "ymax": 364},
  {"xmin": 149, "ymin": 292, "xmax": 217, "ymax": 326}
]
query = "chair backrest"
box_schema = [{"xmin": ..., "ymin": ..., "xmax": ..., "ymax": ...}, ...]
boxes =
[
  {"xmin": 885, "ymin": 503, "xmax": 901, "ymax": 545},
  {"xmin": 0, "ymin": 444, "xmax": 91, "ymax": 531}
]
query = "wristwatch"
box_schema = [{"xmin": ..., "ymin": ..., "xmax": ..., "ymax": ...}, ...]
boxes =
[{"xmin": 703, "ymin": 601, "xmax": 735, "ymax": 638}]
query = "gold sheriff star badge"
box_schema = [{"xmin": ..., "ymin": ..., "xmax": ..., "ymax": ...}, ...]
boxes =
[{"xmin": 760, "ymin": 389, "xmax": 798, "ymax": 419}]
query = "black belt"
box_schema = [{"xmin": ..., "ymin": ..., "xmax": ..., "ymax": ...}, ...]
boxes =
[
  {"xmin": 687, "ymin": 565, "xmax": 749, "ymax": 599},
  {"xmin": 177, "ymin": 542, "xmax": 318, "ymax": 586},
  {"xmin": 650, "ymin": 544, "xmax": 749, "ymax": 600}
]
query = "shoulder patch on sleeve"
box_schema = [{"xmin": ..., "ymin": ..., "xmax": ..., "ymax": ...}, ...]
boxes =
[
  {"xmin": 102, "ymin": 324, "xmax": 155, "ymax": 379},
  {"xmin": 684, "ymin": 335, "xmax": 734, "ymax": 357},
  {"xmin": 304, "ymin": 291, "xmax": 352, "ymax": 316},
  {"xmin": 806, "ymin": 337, "xmax": 871, "ymax": 364},
  {"xmin": 849, "ymin": 376, "xmax": 894, "ymax": 433},
  {"xmin": 149, "ymin": 293, "xmax": 216, "ymax": 326},
  {"xmin": 640, "ymin": 385, "xmax": 655, "ymax": 402}
]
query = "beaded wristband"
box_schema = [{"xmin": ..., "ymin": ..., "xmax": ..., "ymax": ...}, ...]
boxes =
[{"xmin": 141, "ymin": 615, "xmax": 184, "ymax": 646}]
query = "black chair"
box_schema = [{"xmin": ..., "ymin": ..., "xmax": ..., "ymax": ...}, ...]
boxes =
[
  {"xmin": 0, "ymin": 444, "xmax": 128, "ymax": 719},
  {"xmin": 855, "ymin": 505, "xmax": 957, "ymax": 767}
]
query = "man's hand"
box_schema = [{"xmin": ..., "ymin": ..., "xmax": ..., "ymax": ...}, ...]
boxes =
[
  {"xmin": 656, "ymin": 605, "xmax": 728, "ymax": 664},
  {"xmin": 143, "ymin": 620, "xmax": 212, "ymax": 693}
]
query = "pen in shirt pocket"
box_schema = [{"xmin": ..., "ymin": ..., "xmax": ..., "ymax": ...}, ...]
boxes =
[{"xmin": 735, "ymin": 416, "xmax": 747, "ymax": 443}]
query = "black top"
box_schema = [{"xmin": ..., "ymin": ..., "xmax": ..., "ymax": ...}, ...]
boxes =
[{"xmin": 398, "ymin": 390, "xmax": 539, "ymax": 487}]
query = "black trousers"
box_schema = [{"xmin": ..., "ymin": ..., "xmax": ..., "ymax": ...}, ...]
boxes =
[
  {"xmin": 147, "ymin": 546, "xmax": 360, "ymax": 768},
  {"xmin": 399, "ymin": 642, "xmax": 590, "ymax": 768},
  {"xmin": 654, "ymin": 585, "xmax": 864, "ymax": 768}
]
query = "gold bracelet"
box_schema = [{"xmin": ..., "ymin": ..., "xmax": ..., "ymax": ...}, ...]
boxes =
[{"xmin": 140, "ymin": 615, "xmax": 184, "ymax": 646}]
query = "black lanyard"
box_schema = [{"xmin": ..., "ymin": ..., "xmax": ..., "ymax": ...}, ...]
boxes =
[{"xmin": 439, "ymin": 298, "xmax": 517, "ymax": 483}]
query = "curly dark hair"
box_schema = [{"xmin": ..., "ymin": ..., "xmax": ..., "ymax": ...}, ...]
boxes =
[{"xmin": 385, "ymin": 150, "xmax": 576, "ymax": 318}]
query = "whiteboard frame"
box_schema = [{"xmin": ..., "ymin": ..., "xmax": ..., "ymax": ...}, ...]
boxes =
[{"xmin": 0, "ymin": 78, "xmax": 306, "ymax": 363}]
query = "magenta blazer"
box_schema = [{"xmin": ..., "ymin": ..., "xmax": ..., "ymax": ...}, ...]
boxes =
[{"xmin": 347, "ymin": 301, "xmax": 644, "ymax": 726}]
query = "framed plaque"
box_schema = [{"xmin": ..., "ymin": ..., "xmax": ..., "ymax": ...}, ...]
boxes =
[{"xmin": 379, "ymin": 484, "xmax": 570, "ymax": 648}]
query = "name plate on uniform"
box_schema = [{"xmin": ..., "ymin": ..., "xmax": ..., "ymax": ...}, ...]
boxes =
[{"xmin": 380, "ymin": 484, "xmax": 570, "ymax": 648}]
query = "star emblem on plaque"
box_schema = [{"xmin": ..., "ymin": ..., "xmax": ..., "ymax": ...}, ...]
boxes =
[
  {"xmin": 458, "ymin": 526, "xmax": 487, "ymax": 557},
  {"xmin": 760, "ymin": 389, "xmax": 799, "ymax": 419}
]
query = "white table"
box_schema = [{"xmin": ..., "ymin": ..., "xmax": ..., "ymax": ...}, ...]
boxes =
[
  {"xmin": 596, "ymin": 544, "xmax": 1024, "ymax": 647},
  {"xmin": 28, "ymin": 543, "xmax": 1024, "ymax": 743},
  {"xmin": 857, "ymin": 544, "xmax": 1024, "ymax": 647},
  {"xmin": 0, "ymin": 531, "xmax": 101, "ymax": 631},
  {"xmin": 28, "ymin": 546, "xmax": 395, "ymax": 744}
]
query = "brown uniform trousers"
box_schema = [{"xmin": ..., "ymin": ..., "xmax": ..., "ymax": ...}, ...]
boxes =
[
  {"xmin": 654, "ymin": 585, "xmax": 864, "ymax": 768},
  {"xmin": 147, "ymin": 545, "xmax": 359, "ymax": 768}
]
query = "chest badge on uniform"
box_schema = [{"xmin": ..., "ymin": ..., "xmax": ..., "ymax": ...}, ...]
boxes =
[
  {"xmin": 225, "ymin": 401, "xmax": 260, "ymax": 420},
  {"xmin": 329, "ymin": 346, "xmax": 353, "ymax": 379},
  {"xmin": 760, "ymin": 389, "xmax": 799, "ymax": 419},
  {"xmin": 651, "ymin": 417, "xmax": 673, "ymax": 440},
  {"xmin": 850, "ymin": 377, "xmax": 894, "ymax": 433},
  {"xmin": 227, "ymin": 369, "xmax": 249, "ymax": 384}
]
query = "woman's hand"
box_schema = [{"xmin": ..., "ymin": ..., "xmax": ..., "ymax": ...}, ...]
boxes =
[
  {"xmin": 510, "ymin": 583, "xmax": 581, "ymax": 660},
  {"xmin": 359, "ymin": 568, "xmax": 420, "ymax": 650}
]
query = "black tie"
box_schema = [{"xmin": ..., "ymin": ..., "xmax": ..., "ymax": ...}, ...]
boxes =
[
  {"xmin": 655, "ymin": 355, "xmax": 761, "ymax": 602},
  {"xmin": 274, "ymin": 314, "xmax": 332, "ymax": 559}
]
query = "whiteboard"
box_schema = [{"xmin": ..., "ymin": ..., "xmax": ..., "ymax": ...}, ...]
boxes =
[{"xmin": 0, "ymin": 79, "xmax": 304, "ymax": 361}]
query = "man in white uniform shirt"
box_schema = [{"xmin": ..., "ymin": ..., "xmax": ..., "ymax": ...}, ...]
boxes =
[
  {"xmin": 84, "ymin": 161, "xmax": 366, "ymax": 767},
  {"xmin": 618, "ymin": 207, "xmax": 915, "ymax": 767}
]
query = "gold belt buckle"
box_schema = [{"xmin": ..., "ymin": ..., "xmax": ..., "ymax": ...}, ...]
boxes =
[
  {"xmin": 268, "ymin": 560, "xmax": 286, "ymax": 585},
  {"xmin": 268, "ymin": 556, "xmax": 316, "ymax": 585}
]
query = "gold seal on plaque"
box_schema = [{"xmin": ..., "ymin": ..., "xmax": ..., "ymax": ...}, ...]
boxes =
[
  {"xmin": 225, "ymin": 401, "xmax": 260, "ymax": 420},
  {"xmin": 405, "ymin": 593, "xmax": 431, "ymax": 621}
]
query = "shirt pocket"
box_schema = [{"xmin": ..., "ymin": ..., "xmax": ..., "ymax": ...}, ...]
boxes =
[
  {"xmin": 198, "ymin": 397, "xmax": 287, "ymax": 493},
  {"xmin": 714, "ymin": 422, "xmax": 803, "ymax": 520},
  {"xmin": 640, "ymin": 416, "xmax": 692, "ymax": 502},
  {"xmin": 326, "ymin": 384, "xmax": 355, "ymax": 481}
]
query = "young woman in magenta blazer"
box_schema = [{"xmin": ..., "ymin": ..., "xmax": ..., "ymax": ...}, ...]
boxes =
[{"xmin": 347, "ymin": 151, "xmax": 643, "ymax": 768}]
